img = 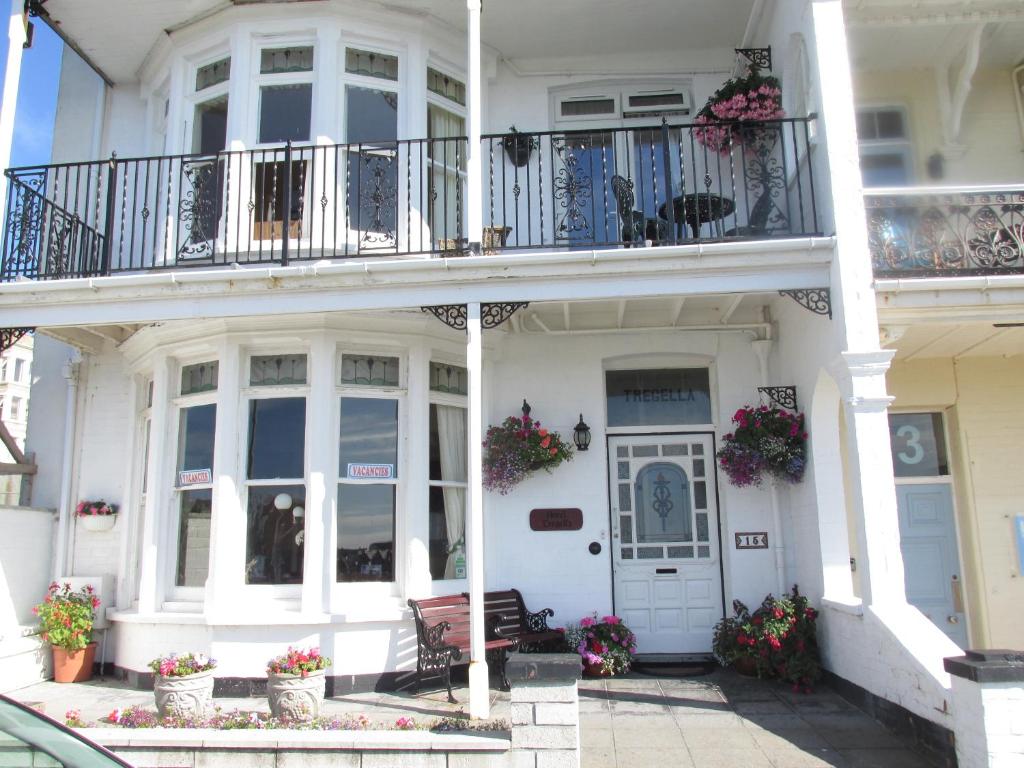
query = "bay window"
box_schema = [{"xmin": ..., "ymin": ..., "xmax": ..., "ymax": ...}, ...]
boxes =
[
  {"xmin": 426, "ymin": 68, "xmax": 466, "ymax": 249},
  {"xmin": 173, "ymin": 362, "xmax": 218, "ymax": 591},
  {"xmin": 243, "ymin": 354, "xmax": 308, "ymax": 586},
  {"xmin": 428, "ymin": 362, "xmax": 467, "ymax": 581},
  {"xmin": 336, "ymin": 354, "xmax": 401, "ymax": 583}
]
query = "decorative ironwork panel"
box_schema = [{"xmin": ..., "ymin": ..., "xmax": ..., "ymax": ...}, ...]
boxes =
[
  {"xmin": 551, "ymin": 137, "xmax": 593, "ymax": 241},
  {"xmin": 420, "ymin": 302, "xmax": 527, "ymax": 331},
  {"xmin": 866, "ymin": 190, "xmax": 1024, "ymax": 276},
  {"xmin": 757, "ymin": 385, "xmax": 798, "ymax": 411},
  {"xmin": 779, "ymin": 288, "xmax": 832, "ymax": 318},
  {"xmin": 735, "ymin": 47, "xmax": 772, "ymax": 72},
  {"xmin": 178, "ymin": 160, "xmax": 218, "ymax": 260},
  {"xmin": 737, "ymin": 123, "xmax": 789, "ymax": 236},
  {"xmin": 3, "ymin": 174, "xmax": 44, "ymax": 279},
  {"xmin": 421, "ymin": 305, "xmax": 467, "ymax": 331},
  {"xmin": 481, "ymin": 302, "xmax": 528, "ymax": 329},
  {"xmin": 0, "ymin": 328, "xmax": 32, "ymax": 353},
  {"xmin": 357, "ymin": 150, "xmax": 398, "ymax": 250}
]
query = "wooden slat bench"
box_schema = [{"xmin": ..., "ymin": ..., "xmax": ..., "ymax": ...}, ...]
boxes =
[
  {"xmin": 407, "ymin": 594, "xmax": 516, "ymax": 703},
  {"xmin": 482, "ymin": 588, "xmax": 564, "ymax": 651}
]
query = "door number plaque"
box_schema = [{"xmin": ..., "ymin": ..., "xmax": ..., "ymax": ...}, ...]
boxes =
[{"xmin": 735, "ymin": 532, "xmax": 769, "ymax": 549}]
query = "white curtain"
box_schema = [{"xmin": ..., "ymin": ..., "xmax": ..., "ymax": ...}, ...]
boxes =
[
  {"xmin": 435, "ymin": 405, "xmax": 467, "ymax": 579},
  {"xmin": 428, "ymin": 105, "xmax": 465, "ymax": 247}
]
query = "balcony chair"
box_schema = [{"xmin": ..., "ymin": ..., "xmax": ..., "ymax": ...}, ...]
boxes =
[{"xmin": 611, "ymin": 175, "xmax": 667, "ymax": 246}]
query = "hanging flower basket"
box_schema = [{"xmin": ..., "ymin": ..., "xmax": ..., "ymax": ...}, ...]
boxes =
[
  {"xmin": 75, "ymin": 500, "xmax": 118, "ymax": 532},
  {"xmin": 482, "ymin": 400, "xmax": 574, "ymax": 495},
  {"xmin": 693, "ymin": 69, "xmax": 784, "ymax": 155},
  {"xmin": 716, "ymin": 405, "xmax": 806, "ymax": 487}
]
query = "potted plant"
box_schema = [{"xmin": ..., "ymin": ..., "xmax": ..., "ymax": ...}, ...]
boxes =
[
  {"xmin": 266, "ymin": 646, "xmax": 331, "ymax": 721},
  {"xmin": 712, "ymin": 586, "xmax": 821, "ymax": 691},
  {"xmin": 693, "ymin": 68, "xmax": 784, "ymax": 155},
  {"xmin": 75, "ymin": 500, "xmax": 118, "ymax": 532},
  {"xmin": 564, "ymin": 614, "xmax": 637, "ymax": 677},
  {"xmin": 149, "ymin": 652, "xmax": 217, "ymax": 718},
  {"xmin": 716, "ymin": 405, "xmax": 806, "ymax": 487},
  {"xmin": 502, "ymin": 126, "xmax": 535, "ymax": 168},
  {"xmin": 482, "ymin": 400, "xmax": 574, "ymax": 494},
  {"xmin": 33, "ymin": 582, "xmax": 99, "ymax": 683}
]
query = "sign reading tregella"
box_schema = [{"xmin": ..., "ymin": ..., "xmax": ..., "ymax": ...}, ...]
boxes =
[{"xmin": 347, "ymin": 463, "xmax": 395, "ymax": 479}]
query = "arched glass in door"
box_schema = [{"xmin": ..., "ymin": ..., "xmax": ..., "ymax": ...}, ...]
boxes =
[{"xmin": 634, "ymin": 461, "xmax": 691, "ymax": 543}]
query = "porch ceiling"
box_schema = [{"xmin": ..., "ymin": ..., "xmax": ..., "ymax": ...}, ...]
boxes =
[
  {"xmin": 881, "ymin": 321, "xmax": 1024, "ymax": 359},
  {"xmin": 844, "ymin": 1, "xmax": 1024, "ymax": 71},
  {"xmin": 38, "ymin": 0, "xmax": 755, "ymax": 84}
]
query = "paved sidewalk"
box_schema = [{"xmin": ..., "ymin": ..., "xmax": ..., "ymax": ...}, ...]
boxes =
[
  {"xmin": 10, "ymin": 668, "xmax": 940, "ymax": 767},
  {"xmin": 579, "ymin": 669, "xmax": 938, "ymax": 768}
]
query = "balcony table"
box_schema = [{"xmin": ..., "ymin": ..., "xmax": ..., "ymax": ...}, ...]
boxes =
[{"xmin": 658, "ymin": 193, "xmax": 736, "ymax": 240}]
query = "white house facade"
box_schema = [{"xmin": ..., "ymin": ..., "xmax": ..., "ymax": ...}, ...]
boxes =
[{"xmin": 1, "ymin": 0, "xmax": 1021, "ymax": 761}]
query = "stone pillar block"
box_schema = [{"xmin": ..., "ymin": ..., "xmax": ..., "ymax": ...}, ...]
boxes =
[
  {"xmin": 507, "ymin": 653, "xmax": 582, "ymax": 768},
  {"xmin": 944, "ymin": 649, "xmax": 1024, "ymax": 768}
]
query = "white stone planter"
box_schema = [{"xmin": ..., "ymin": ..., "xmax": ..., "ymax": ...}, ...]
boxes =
[
  {"xmin": 154, "ymin": 669, "xmax": 214, "ymax": 719},
  {"xmin": 78, "ymin": 514, "xmax": 117, "ymax": 533},
  {"xmin": 267, "ymin": 670, "xmax": 326, "ymax": 721}
]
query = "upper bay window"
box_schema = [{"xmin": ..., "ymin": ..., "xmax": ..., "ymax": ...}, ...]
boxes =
[
  {"xmin": 426, "ymin": 67, "xmax": 467, "ymax": 248},
  {"xmin": 857, "ymin": 106, "xmax": 912, "ymax": 187},
  {"xmin": 258, "ymin": 46, "xmax": 314, "ymax": 145},
  {"xmin": 192, "ymin": 56, "xmax": 230, "ymax": 155},
  {"xmin": 344, "ymin": 47, "xmax": 399, "ymax": 239},
  {"xmin": 173, "ymin": 361, "xmax": 218, "ymax": 591},
  {"xmin": 244, "ymin": 353, "xmax": 308, "ymax": 586}
]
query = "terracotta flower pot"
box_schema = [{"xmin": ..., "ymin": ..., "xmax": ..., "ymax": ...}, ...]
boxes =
[
  {"xmin": 52, "ymin": 643, "xmax": 96, "ymax": 683},
  {"xmin": 267, "ymin": 670, "xmax": 326, "ymax": 721},
  {"xmin": 582, "ymin": 660, "xmax": 611, "ymax": 679},
  {"xmin": 732, "ymin": 656, "xmax": 758, "ymax": 677},
  {"xmin": 154, "ymin": 669, "xmax": 215, "ymax": 719}
]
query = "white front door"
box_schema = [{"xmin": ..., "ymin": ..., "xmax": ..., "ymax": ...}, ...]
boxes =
[{"xmin": 608, "ymin": 434, "xmax": 723, "ymax": 654}]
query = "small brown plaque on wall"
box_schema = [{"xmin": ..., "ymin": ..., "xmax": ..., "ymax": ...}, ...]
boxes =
[
  {"xmin": 735, "ymin": 532, "xmax": 769, "ymax": 549},
  {"xmin": 530, "ymin": 508, "xmax": 583, "ymax": 532}
]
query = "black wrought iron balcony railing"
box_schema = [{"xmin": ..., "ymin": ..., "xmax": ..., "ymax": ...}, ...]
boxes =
[
  {"xmin": 866, "ymin": 186, "xmax": 1024, "ymax": 277},
  {"xmin": 0, "ymin": 117, "xmax": 820, "ymax": 282}
]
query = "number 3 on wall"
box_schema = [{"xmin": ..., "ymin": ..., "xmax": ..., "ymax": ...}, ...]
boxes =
[{"xmin": 896, "ymin": 424, "xmax": 924, "ymax": 465}]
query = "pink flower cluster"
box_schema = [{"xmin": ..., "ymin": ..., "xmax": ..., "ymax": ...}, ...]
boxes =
[
  {"xmin": 266, "ymin": 646, "xmax": 331, "ymax": 677},
  {"xmin": 148, "ymin": 651, "xmax": 216, "ymax": 678},
  {"xmin": 75, "ymin": 500, "xmax": 118, "ymax": 517},
  {"xmin": 693, "ymin": 72, "xmax": 784, "ymax": 155}
]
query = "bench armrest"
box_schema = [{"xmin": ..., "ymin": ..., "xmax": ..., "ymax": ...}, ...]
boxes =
[
  {"xmin": 422, "ymin": 620, "xmax": 463, "ymax": 661},
  {"xmin": 525, "ymin": 607, "xmax": 555, "ymax": 633}
]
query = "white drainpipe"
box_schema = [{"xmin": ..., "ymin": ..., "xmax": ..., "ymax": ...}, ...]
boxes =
[{"xmin": 52, "ymin": 354, "xmax": 82, "ymax": 580}]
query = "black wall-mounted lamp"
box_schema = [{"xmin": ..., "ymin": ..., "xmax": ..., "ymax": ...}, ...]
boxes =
[{"xmin": 573, "ymin": 414, "xmax": 592, "ymax": 452}]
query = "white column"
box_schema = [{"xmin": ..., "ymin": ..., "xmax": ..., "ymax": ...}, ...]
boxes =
[
  {"xmin": 137, "ymin": 355, "xmax": 172, "ymax": 614},
  {"xmin": 0, "ymin": 0, "xmax": 27, "ymax": 218},
  {"xmin": 466, "ymin": 301, "xmax": 488, "ymax": 718},
  {"xmin": 205, "ymin": 342, "xmax": 241, "ymax": 618},
  {"xmin": 404, "ymin": 342, "xmax": 433, "ymax": 598},
  {"xmin": 751, "ymin": 339, "xmax": 787, "ymax": 597},
  {"xmin": 303, "ymin": 333, "xmax": 333, "ymax": 613},
  {"xmin": 52, "ymin": 354, "xmax": 81, "ymax": 580},
  {"xmin": 832, "ymin": 350, "xmax": 906, "ymax": 607},
  {"xmin": 465, "ymin": 0, "xmax": 483, "ymax": 250}
]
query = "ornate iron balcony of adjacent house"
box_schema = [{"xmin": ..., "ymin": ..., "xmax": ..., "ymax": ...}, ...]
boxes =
[
  {"xmin": 0, "ymin": 117, "xmax": 820, "ymax": 282},
  {"xmin": 866, "ymin": 186, "xmax": 1024, "ymax": 277}
]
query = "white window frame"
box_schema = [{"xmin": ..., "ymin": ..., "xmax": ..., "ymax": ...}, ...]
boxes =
[
  {"xmin": 856, "ymin": 104, "xmax": 914, "ymax": 188},
  {"xmin": 240, "ymin": 350, "xmax": 311, "ymax": 602},
  {"xmin": 252, "ymin": 39, "xmax": 317, "ymax": 149},
  {"xmin": 165, "ymin": 358, "xmax": 219, "ymax": 602},
  {"xmin": 330, "ymin": 348, "xmax": 406, "ymax": 609},
  {"xmin": 126, "ymin": 377, "xmax": 153, "ymax": 609},
  {"xmin": 425, "ymin": 63, "xmax": 468, "ymax": 247},
  {"xmin": 185, "ymin": 49, "xmax": 232, "ymax": 155},
  {"xmin": 427, "ymin": 385, "xmax": 468, "ymax": 589}
]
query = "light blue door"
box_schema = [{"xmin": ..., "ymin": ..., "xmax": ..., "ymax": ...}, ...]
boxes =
[{"xmin": 895, "ymin": 483, "xmax": 967, "ymax": 648}]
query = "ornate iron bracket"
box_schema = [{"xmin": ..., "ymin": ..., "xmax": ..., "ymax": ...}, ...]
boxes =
[
  {"xmin": 421, "ymin": 303, "xmax": 529, "ymax": 332},
  {"xmin": 779, "ymin": 288, "xmax": 831, "ymax": 319},
  {"xmin": 735, "ymin": 47, "xmax": 772, "ymax": 73},
  {"xmin": 0, "ymin": 328, "xmax": 32, "ymax": 353},
  {"xmin": 758, "ymin": 386, "xmax": 798, "ymax": 411}
]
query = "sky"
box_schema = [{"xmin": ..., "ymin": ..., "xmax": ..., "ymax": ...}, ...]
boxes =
[{"xmin": 0, "ymin": 16, "xmax": 62, "ymax": 168}]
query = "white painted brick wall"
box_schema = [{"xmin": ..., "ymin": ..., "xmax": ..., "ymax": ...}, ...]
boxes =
[{"xmin": 951, "ymin": 676, "xmax": 1024, "ymax": 768}]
